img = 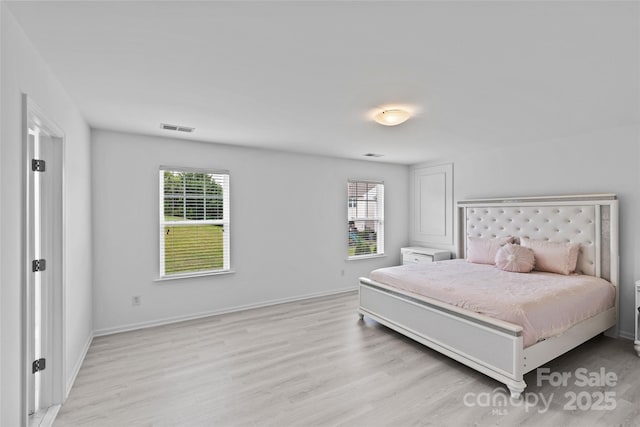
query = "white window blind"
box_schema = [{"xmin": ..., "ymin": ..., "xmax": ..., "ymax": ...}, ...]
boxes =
[
  {"xmin": 347, "ymin": 180, "xmax": 384, "ymax": 258},
  {"xmin": 159, "ymin": 168, "xmax": 230, "ymax": 277}
]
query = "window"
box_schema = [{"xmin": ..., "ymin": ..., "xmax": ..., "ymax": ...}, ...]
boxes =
[
  {"xmin": 347, "ymin": 180, "xmax": 384, "ymax": 258},
  {"xmin": 159, "ymin": 168, "xmax": 230, "ymax": 277}
]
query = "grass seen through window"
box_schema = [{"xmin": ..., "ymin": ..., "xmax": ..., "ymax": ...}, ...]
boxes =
[{"xmin": 164, "ymin": 218, "xmax": 224, "ymax": 274}]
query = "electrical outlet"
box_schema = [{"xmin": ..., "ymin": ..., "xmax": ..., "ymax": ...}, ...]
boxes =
[{"xmin": 132, "ymin": 296, "xmax": 141, "ymax": 306}]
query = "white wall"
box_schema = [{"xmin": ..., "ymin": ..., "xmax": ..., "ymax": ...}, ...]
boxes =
[
  {"xmin": 0, "ymin": 2, "xmax": 4, "ymax": 422},
  {"xmin": 0, "ymin": 7, "xmax": 93, "ymax": 425},
  {"xmin": 91, "ymin": 129, "xmax": 409, "ymax": 333},
  {"xmin": 412, "ymin": 125, "xmax": 640, "ymax": 339},
  {"xmin": 0, "ymin": 3, "xmax": 4, "ymax": 423}
]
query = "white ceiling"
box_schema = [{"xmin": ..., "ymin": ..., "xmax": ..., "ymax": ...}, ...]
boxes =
[{"xmin": 6, "ymin": 1, "xmax": 639, "ymax": 164}]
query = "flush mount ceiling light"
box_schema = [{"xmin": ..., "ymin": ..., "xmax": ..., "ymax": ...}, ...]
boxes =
[{"xmin": 374, "ymin": 109, "xmax": 411, "ymax": 126}]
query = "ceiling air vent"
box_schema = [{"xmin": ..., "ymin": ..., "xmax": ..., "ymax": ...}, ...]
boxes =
[
  {"xmin": 363, "ymin": 153, "xmax": 384, "ymax": 158},
  {"xmin": 160, "ymin": 123, "xmax": 195, "ymax": 133}
]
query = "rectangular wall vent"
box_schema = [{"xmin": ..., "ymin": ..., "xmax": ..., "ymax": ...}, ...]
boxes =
[{"xmin": 160, "ymin": 123, "xmax": 195, "ymax": 133}]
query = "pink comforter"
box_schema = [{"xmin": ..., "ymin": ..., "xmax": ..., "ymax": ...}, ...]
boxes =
[{"xmin": 369, "ymin": 259, "xmax": 615, "ymax": 347}]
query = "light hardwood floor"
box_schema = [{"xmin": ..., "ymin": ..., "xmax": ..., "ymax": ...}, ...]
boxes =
[{"xmin": 55, "ymin": 291, "xmax": 639, "ymax": 426}]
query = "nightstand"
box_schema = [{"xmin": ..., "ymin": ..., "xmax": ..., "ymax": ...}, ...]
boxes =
[
  {"xmin": 635, "ymin": 281, "xmax": 640, "ymax": 357},
  {"xmin": 401, "ymin": 247, "xmax": 451, "ymax": 265}
]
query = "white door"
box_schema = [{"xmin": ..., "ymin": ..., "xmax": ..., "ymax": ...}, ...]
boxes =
[{"xmin": 25, "ymin": 98, "xmax": 65, "ymax": 426}]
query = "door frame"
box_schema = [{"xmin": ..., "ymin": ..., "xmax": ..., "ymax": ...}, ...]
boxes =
[{"xmin": 22, "ymin": 94, "xmax": 66, "ymax": 425}]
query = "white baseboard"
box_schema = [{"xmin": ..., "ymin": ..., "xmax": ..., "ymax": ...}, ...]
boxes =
[
  {"xmin": 618, "ymin": 330, "xmax": 634, "ymax": 341},
  {"xmin": 93, "ymin": 287, "xmax": 357, "ymax": 337},
  {"xmin": 66, "ymin": 333, "xmax": 93, "ymax": 398},
  {"xmin": 38, "ymin": 404, "xmax": 61, "ymax": 427}
]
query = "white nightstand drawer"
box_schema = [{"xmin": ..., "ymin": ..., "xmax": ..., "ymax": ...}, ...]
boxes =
[
  {"xmin": 400, "ymin": 247, "xmax": 450, "ymax": 265},
  {"xmin": 403, "ymin": 253, "xmax": 433, "ymax": 264}
]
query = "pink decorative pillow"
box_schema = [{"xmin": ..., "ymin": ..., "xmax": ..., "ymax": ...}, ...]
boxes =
[
  {"xmin": 520, "ymin": 237, "xmax": 580, "ymax": 275},
  {"xmin": 494, "ymin": 244, "xmax": 535, "ymax": 273},
  {"xmin": 466, "ymin": 236, "xmax": 513, "ymax": 265}
]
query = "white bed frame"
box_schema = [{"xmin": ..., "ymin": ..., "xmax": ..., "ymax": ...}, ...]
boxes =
[{"xmin": 358, "ymin": 194, "xmax": 619, "ymax": 398}]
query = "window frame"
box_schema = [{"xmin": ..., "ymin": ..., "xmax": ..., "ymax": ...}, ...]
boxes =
[
  {"xmin": 158, "ymin": 166, "xmax": 231, "ymax": 279},
  {"xmin": 347, "ymin": 179, "xmax": 384, "ymax": 260}
]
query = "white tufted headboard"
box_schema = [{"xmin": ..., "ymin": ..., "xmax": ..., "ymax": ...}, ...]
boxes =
[{"xmin": 457, "ymin": 194, "xmax": 618, "ymax": 284}]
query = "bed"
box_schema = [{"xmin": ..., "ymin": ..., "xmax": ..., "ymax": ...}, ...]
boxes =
[{"xmin": 358, "ymin": 194, "xmax": 619, "ymax": 398}]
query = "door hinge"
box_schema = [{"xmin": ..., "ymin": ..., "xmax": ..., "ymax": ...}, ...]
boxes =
[
  {"xmin": 32, "ymin": 358, "xmax": 46, "ymax": 374},
  {"xmin": 32, "ymin": 259, "xmax": 46, "ymax": 272},
  {"xmin": 31, "ymin": 159, "xmax": 46, "ymax": 172}
]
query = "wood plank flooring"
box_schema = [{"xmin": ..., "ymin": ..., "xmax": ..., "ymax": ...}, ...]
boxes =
[{"xmin": 55, "ymin": 291, "xmax": 640, "ymax": 426}]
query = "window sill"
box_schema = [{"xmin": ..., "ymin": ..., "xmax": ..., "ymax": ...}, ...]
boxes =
[
  {"xmin": 154, "ymin": 270, "xmax": 235, "ymax": 282},
  {"xmin": 346, "ymin": 254, "xmax": 386, "ymax": 261}
]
